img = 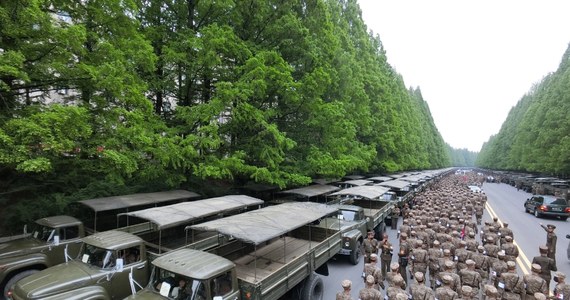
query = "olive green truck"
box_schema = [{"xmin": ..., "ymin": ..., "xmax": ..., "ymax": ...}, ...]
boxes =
[
  {"xmin": 123, "ymin": 202, "xmax": 341, "ymax": 300},
  {"xmin": 7, "ymin": 195, "xmax": 263, "ymax": 300}
]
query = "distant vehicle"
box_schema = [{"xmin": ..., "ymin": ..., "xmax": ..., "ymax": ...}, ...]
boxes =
[
  {"xmin": 468, "ymin": 185, "xmax": 482, "ymax": 193},
  {"xmin": 524, "ymin": 195, "xmax": 570, "ymax": 220}
]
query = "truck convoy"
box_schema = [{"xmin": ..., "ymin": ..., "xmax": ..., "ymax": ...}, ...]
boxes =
[
  {"xmin": 7, "ymin": 195, "xmax": 263, "ymax": 300},
  {"xmin": 124, "ymin": 202, "xmax": 341, "ymax": 300}
]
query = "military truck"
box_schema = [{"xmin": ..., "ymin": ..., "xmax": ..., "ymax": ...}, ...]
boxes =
[
  {"xmin": 0, "ymin": 190, "xmax": 200, "ymax": 300},
  {"xmin": 124, "ymin": 202, "xmax": 341, "ymax": 300},
  {"xmin": 316, "ymin": 204, "xmax": 368, "ymax": 265},
  {"xmin": 8, "ymin": 195, "xmax": 264, "ymax": 300}
]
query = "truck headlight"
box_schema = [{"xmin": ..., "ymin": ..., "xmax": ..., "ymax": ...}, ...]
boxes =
[{"xmin": 344, "ymin": 242, "xmax": 350, "ymax": 247}]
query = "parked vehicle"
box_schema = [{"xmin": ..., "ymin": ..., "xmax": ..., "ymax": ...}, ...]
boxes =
[
  {"xmin": 524, "ymin": 195, "xmax": 570, "ymax": 220},
  {"xmin": 124, "ymin": 202, "xmax": 341, "ymax": 300}
]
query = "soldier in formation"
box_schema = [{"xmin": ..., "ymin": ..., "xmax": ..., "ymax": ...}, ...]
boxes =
[
  {"xmin": 336, "ymin": 279, "xmax": 353, "ymax": 300},
  {"xmin": 360, "ymin": 275, "xmax": 382, "ymax": 300},
  {"xmin": 363, "ymin": 230, "xmax": 379, "ymax": 263}
]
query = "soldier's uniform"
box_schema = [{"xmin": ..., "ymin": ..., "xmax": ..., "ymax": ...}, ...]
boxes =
[
  {"xmin": 465, "ymin": 232, "xmax": 479, "ymax": 252},
  {"xmin": 459, "ymin": 285, "xmax": 474, "ymax": 300},
  {"xmin": 398, "ymin": 233, "xmax": 411, "ymax": 286},
  {"xmin": 484, "ymin": 237, "xmax": 501, "ymax": 263},
  {"xmin": 474, "ymin": 204, "xmax": 484, "ymax": 225},
  {"xmin": 435, "ymin": 275, "xmax": 459, "ymax": 300},
  {"xmin": 532, "ymin": 246, "xmax": 557, "ymax": 291},
  {"xmin": 471, "ymin": 246, "xmax": 491, "ymax": 281},
  {"xmin": 501, "ymin": 236, "xmax": 519, "ymax": 263},
  {"xmin": 409, "ymin": 272, "xmax": 435, "ymax": 300},
  {"xmin": 523, "ymin": 264, "xmax": 548, "ymax": 300},
  {"xmin": 380, "ymin": 238, "xmax": 394, "ymax": 278},
  {"xmin": 363, "ymin": 254, "xmax": 385, "ymax": 290},
  {"xmin": 386, "ymin": 276, "xmax": 407, "ymax": 300},
  {"xmin": 458, "ymin": 260, "xmax": 482, "ymax": 297},
  {"xmin": 387, "ymin": 263, "xmax": 405, "ymax": 289},
  {"xmin": 411, "ymin": 241, "xmax": 429, "ymax": 277},
  {"xmin": 336, "ymin": 280, "xmax": 354, "ymax": 300},
  {"xmin": 437, "ymin": 261, "xmax": 461, "ymax": 293},
  {"xmin": 498, "ymin": 223, "xmax": 514, "ymax": 246},
  {"xmin": 363, "ymin": 231, "xmax": 379, "ymax": 263},
  {"xmin": 486, "ymin": 284, "xmax": 500, "ymax": 300},
  {"xmin": 540, "ymin": 224, "xmax": 557, "ymax": 263},
  {"xmin": 498, "ymin": 261, "xmax": 525, "ymax": 300},
  {"xmin": 553, "ymin": 272, "xmax": 570, "ymax": 300},
  {"xmin": 359, "ymin": 275, "xmax": 382, "ymax": 300},
  {"xmin": 391, "ymin": 207, "xmax": 400, "ymax": 230},
  {"xmin": 455, "ymin": 242, "xmax": 471, "ymax": 271},
  {"xmin": 428, "ymin": 241, "xmax": 444, "ymax": 288},
  {"xmin": 491, "ymin": 252, "xmax": 508, "ymax": 287}
]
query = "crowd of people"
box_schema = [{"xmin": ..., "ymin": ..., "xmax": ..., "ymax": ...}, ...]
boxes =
[{"xmin": 337, "ymin": 173, "xmax": 569, "ymax": 300}]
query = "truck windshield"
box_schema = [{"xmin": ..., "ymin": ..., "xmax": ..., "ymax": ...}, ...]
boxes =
[
  {"xmin": 30, "ymin": 224, "xmax": 56, "ymax": 242},
  {"xmin": 81, "ymin": 244, "xmax": 116, "ymax": 269},
  {"xmin": 339, "ymin": 210, "xmax": 356, "ymax": 221},
  {"xmin": 150, "ymin": 266, "xmax": 196, "ymax": 299}
]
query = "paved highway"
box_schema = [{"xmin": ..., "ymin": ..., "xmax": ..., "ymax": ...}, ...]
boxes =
[{"xmin": 322, "ymin": 181, "xmax": 569, "ymax": 299}]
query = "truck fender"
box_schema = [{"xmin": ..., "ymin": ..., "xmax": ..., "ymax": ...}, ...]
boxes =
[
  {"xmin": 41, "ymin": 285, "xmax": 110, "ymax": 300},
  {"xmin": 0, "ymin": 253, "xmax": 48, "ymax": 285},
  {"xmin": 343, "ymin": 229, "xmax": 362, "ymax": 247}
]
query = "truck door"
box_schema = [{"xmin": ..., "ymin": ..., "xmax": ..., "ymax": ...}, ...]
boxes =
[{"xmin": 111, "ymin": 246, "xmax": 149, "ymax": 298}]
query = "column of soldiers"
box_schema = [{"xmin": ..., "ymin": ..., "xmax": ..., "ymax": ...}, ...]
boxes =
[{"xmin": 337, "ymin": 174, "xmax": 566, "ymax": 300}]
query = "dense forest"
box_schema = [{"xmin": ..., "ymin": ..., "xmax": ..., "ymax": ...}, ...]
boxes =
[
  {"xmin": 0, "ymin": 0, "xmax": 452, "ymax": 227},
  {"xmin": 477, "ymin": 43, "xmax": 570, "ymax": 176},
  {"xmin": 447, "ymin": 145, "xmax": 478, "ymax": 167}
]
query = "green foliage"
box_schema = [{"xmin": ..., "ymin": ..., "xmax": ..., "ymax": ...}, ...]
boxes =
[{"xmin": 477, "ymin": 43, "xmax": 570, "ymax": 176}]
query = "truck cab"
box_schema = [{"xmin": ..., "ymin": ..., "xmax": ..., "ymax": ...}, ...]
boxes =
[
  {"xmin": 0, "ymin": 215, "xmax": 84, "ymax": 299},
  {"xmin": 12, "ymin": 230, "xmax": 149, "ymax": 300}
]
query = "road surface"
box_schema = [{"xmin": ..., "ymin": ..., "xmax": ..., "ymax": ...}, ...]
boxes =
[{"xmin": 322, "ymin": 181, "xmax": 569, "ymax": 299}]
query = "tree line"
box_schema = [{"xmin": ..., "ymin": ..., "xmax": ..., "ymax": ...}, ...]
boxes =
[
  {"xmin": 0, "ymin": 0, "xmax": 452, "ymax": 227},
  {"xmin": 476, "ymin": 43, "xmax": 570, "ymax": 176}
]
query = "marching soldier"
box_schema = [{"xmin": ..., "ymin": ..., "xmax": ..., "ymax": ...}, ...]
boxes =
[
  {"xmin": 523, "ymin": 264, "xmax": 548, "ymax": 300},
  {"xmin": 531, "ymin": 245, "xmax": 557, "ymax": 293},
  {"xmin": 486, "ymin": 284, "xmax": 500, "ymax": 300},
  {"xmin": 429, "ymin": 240, "xmax": 444, "ymax": 288},
  {"xmin": 498, "ymin": 261, "xmax": 525, "ymax": 300},
  {"xmin": 360, "ymin": 275, "xmax": 382, "ymax": 300},
  {"xmin": 459, "ymin": 286, "xmax": 474, "ymax": 300},
  {"xmin": 437, "ymin": 260, "xmax": 462, "ymax": 293},
  {"xmin": 539, "ymin": 224, "xmax": 557, "ymax": 264},
  {"xmin": 363, "ymin": 231, "xmax": 379, "ymax": 263},
  {"xmin": 465, "ymin": 231, "xmax": 479, "ymax": 252},
  {"xmin": 491, "ymin": 251, "xmax": 509, "ymax": 287},
  {"xmin": 472, "ymin": 245, "xmax": 491, "ymax": 282},
  {"xmin": 391, "ymin": 206, "xmax": 400, "ymax": 230},
  {"xmin": 455, "ymin": 240, "xmax": 471, "ymax": 271},
  {"xmin": 459, "ymin": 260, "xmax": 482, "ymax": 297},
  {"xmin": 363, "ymin": 254, "xmax": 385, "ymax": 290},
  {"xmin": 411, "ymin": 240, "xmax": 429, "ymax": 278},
  {"xmin": 387, "ymin": 262, "xmax": 405, "ymax": 289},
  {"xmin": 501, "ymin": 236, "xmax": 519, "ymax": 263},
  {"xmin": 410, "ymin": 272, "xmax": 435, "ymax": 300},
  {"xmin": 336, "ymin": 280, "xmax": 354, "ymax": 300},
  {"xmin": 474, "ymin": 203, "xmax": 484, "ymax": 225},
  {"xmin": 399, "ymin": 233, "xmax": 411, "ymax": 286},
  {"xmin": 386, "ymin": 275, "xmax": 408, "ymax": 300},
  {"xmin": 553, "ymin": 271, "xmax": 570, "ymax": 300},
  {"xmin": 484, "ymin": 236, "xmax": 501, "ymax": 263},
  {"xmin": 499, "ymin": 223, "xmax": 514, "ymax": 246},
  {"xmin": 380, "ymin": 233, "xmax": 394, "ymax": 278},
  {"xmin": 436, "ymin": 275, "xmax": 459, "ymax": 300}
]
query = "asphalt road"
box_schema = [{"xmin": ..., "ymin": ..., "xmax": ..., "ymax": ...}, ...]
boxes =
[{"xmin": 322, "ymin": 182, "xmax": 570, "ymax": 299}]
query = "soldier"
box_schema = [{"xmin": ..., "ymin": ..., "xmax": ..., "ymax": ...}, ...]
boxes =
[
  {"xmin": 491, "ymin": 252, "xmax": 509, "ymax": 287},
  {"xmin": 499, "ymin": 223, "xmax": 514, "ymax": 246},
  {"xmin": 553, "ymin": 271, "xmax": 570, "ymax": 300},
  {"xmin": 360, "ymin": 275, "xmax": 382, "ymax": 300},
  {"xmin": 539, "ymin": 224, "xmax": 557, "ymax": 264},
  {"xmin": 380, "ymin": 233, "xmax": 394, "ymax": 278},
  {"xmin": 429, "ymin": 240, "xmax": 444, "ymax": 288},
  {"xmin": 387, "ymin": 262, "xmax": 405, "ymax": 288},
  {"xmin": 459, "ymin": 260, "xmax": 482, "ymax": 297},
  {"xmin": 523, "ymin": 264, "xmax": 548, "ymax": 300},
  {"xmin": 442, "ymin": 235, "xmax": 457, "ymax": 256},
  {"xmin": 391, "ymin": 206, "xmax": 401, "ymax": 230},
  {"xmin": 455, "ymin": 240, "xmax": 471, "ymax": 271},
  {"xmin": 363, "ymin": 254, "xmax": 385, "ymax": 290},
  {"xmin": 533, "ymin": 293, "xmax": 547, "ymax": 300},
  {"xmin": 487, "ymin": 227, "xmax": 500, "ymax": 246},
  {"xmin": 501, "ymin": 236, "xmax": 519, "ymax": 263},
  {"xmin": 498, "ymin": 261, "xmax": 525, "ymax": 300},
  {"xmin": 437, "ymin": 260, "xmax": 461, "ymax": 293},
  {"xmin": 484, "ymin": 236, "xmax": 501, "ymax": 263},
  {"xmin": 411, "ymin": 240, "xmax": 429, "ymax": 278},
  {"xmin": 410, "ymin": 272, "xmax": 435, "ymax": 300},
  {"xmin": 398, "ymin": 233, "xmax": 411, "ymax": 286},
  {"xmin": 531, "ymin": 245, "xmax": 557, "ymax": 292},
  {"xmin": 400, "ymin": 220, "xmax": 411, "ymax": 239},
  {"xmin": 465, "ymin": 231, "xmax": 479, "ymax": 252},
  {"xmin": 363, "ymin": 231, "xmax": 379, "ymax": 263},
  {"xmin": 474, "ymin": 203, "xmax": 484, "ymax": 225},
  {"xmin": 386, "ymin": 275, "xmax": 408, "ymax": 300},
  {"xmin": 435, "ymin": 275, "xmax": 459, "ymax": 300},
  {"xmin": 460, "ymin": 286, "xmax": 474, "ymax": 300},
  {"xmin": 439, "ymin": 249, "xmax": 457, "ymax": 274},
  {"xmin": 486, "ymin": 284, "xmax": 500, "ymax": 300},
  {"xmin": 492, "ymin": 217, "xmax": 501, "ymax": 233},
  {"xmin": 336, "ymin": 279, "xmax": 354, "ymax": 300},
  {"xmin": 472, "ymin": 245, "xmax": 491, "ymax": 282}
]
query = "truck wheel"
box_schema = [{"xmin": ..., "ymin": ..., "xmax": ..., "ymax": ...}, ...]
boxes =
[
  {"xmin": 301, "ymin": 274, "xmax": 323, "ymax": 300},
  {"xmin": 3, "ymin": 270, "xmax": 40, "ymax": 299},
  {"xmin": 349, "ymin": 241, "xmax": 361, "ymax": 265}
]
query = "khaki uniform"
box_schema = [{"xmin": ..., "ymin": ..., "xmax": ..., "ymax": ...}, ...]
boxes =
[
  {"xmin": 455, "ymin": 248, "xmax": 471, "ymax": 271},
  {"xmin": 459, "ymin": 269, "xmax": 482, "ymax": 296},
  {"xmin": 471, "ymin": 252, "xmax": 491, "ymax": 280},
  {"xmin": 410, "ymin": 283, "xmax": 435, "ymax": 300},
  {"xmin": 554, "ymin": 282, "xmax": 570, "ymax": 300},
  {"xmin": 437, "ymin": 271, "xmax": 461, "ymax": 292},
  {"xmin": 498, "ymin": 272, "xmax": 525, "ymax": 300},
  {"xmin": 363, "ymin": 238, "xmax": 379, "ymax": 263},
  {"xmin": 523, "ymin": 274, "xmax": 547, "ymax": 300},
  {"xmin": 498, "ymin": 228, "xmax": 513, "ymax": 245},
  {"xmin": 364, "ymin": 262, "xmax": 385, "ymax": 290},
  {"xmin": 491, "ymin": 260, "xmax": 508, "ymax": 286},
  {"xmin": 359, "ymin": 287, "xmax": 382, "ymax": 300},
  {"xmin": 502, "ymin": 243, "xmax": 519, "ymax": 263},
  {"xmin": 435, "ymin": 286, "xmax": 459, "ymax": 300},
  {"xmin": 381, "ymin": 240, "xmax": 394, "ymax": 277},
  {"xmin": 391, "ymin": 207, "xmax": 400, "ymax": 230},
  {"xmin": 411, "ymin": 248, "xmax": 429, "ymax": 276},
  {"xmin": 428, "ymin": 248, "xmax": 443, "ymax": 288},
  {"xmin": 387, "ymin": 272, "xmax": 405, "ymax": 289},
  {"xmin": 532, "ymin": 256, "xmax": 556, "ymax": 285},
  {"xmin": 336, "ymin": 291, "xmax": 354, "ymax": 300},
  {"xmin": 386, "ymin": 287, "xmax": 407, "ymax": 300}
]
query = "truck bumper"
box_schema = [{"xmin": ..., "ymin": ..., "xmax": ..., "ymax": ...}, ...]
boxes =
[{"xmin": 338, "ymin": 248, "xmax": 352, "ymax": 255}]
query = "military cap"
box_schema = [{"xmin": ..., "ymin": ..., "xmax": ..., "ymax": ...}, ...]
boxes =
[
  {"xmin": 370, "ymin": 253, "xmax": 378, "ymax": 261},
  {"xmin": 445, "ymin": 260, "xmax": 454, "ymax": 268},
  {"xmin": 534, "ymin": 293, "xmax": 547, "ymax": 300},
  {"xmin": 366, "ymin": 275, "xmax": 375, "ymax": 284},
  {"xmin": 466, "ymin": 259, "xmax": 475, "ymax": 266},
  {"xmin": 555, "ymin": 271, "xmax": 566, "ymax": 279},
  {"xmin": 393, "ymin": 275, "xmax": 404, "ymax": 285},
  {"xmin": 468, "ymin": 231, "xmax": 475, "ymax": 237},
  {"xmin": 433, "ymin": 240, "xmax": 440, "ymax": 245},
  {"xmin": 547, "ymin": 224, "xmax": 556, "ymax": 229},
  {"xmin": 498, "ymin": 251, "xmax": 506, "ymax": 257},
  {"xmin": 415, "ymin": 272, "xmax": 424, "ymax": 282},
  {"xmin": 505, "ymin": 236, "xmax": 513, "ymax": 242},
  {"xmin": 400, "ymin": 232, "xmax": 408, "ymax": 238},
  {"xmin": 507, "ymin": 261, "xmax": 516, "ymax": 269},
  {"xmin": 462, "ymin": 286, "xmax": 473, "ymax": 295},
  {"xmin": 531, "ymin": 264, "xmax": 542, "ymax": 272},
  {"xmin": 390, "ymin": 262, "xmax": 400, "ymax": 270},
  {"xmin": 503, "ymin": 222, "xmax": 508, "ymax": 227},
  {"xmin": 442, "ymin": 275, "xmax": 453, "ymax": 284},
  {"xmin": 539, "ymin": 245, "xmax": 549, "ymax": 252},
  {"xmin": 443, "ymin": 249, "xmax": 451, "ymax": 255},
  {"xmin": 493, "ymin": 217, "xmax": 498, "ymax": 222},
  {"xmin": 460, "ymin": 240, "xmax": 467, "ymax": 246},
  {"xmin": 416, "ymin": 240, "xmax": 423, "ymax": 246},
  {"xmin": 341, "ymin": 279, "xmax": 352, "ymax": 288},
  {"xmin": 486, "ymin": 236, "xmax": 495, "ymax": 242},
  {"xmin": 410, "ymin": 230, "xmax": 417, "ymax": 235},
  {"xmin": 477, "ymin": 245, "xmax": 485, "ymax": 252},
  {"xmin": 485, "ymin": 285, "xmax": 498, "ymax": 296}
]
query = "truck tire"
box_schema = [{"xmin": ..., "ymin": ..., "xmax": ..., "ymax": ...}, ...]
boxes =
[
  {"xmin": 3, "ymin": 270, "xmax": 40, "ymax": 299},
  {"xmin": 301, "ymin": 274, "xmax": 323, "ymax": 300},
  {"xmin": 349, "ymin": 241, "xmax": 361, "ymax": 265}
]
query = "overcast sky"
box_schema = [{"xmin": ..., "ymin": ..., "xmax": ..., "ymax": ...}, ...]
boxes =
[{"xmin": 357, "ymin": 0, "xmax": 570, "ymax": 152}]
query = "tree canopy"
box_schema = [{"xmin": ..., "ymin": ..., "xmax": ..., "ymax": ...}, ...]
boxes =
[{"xmin": 0, "ymin": 0, "xmax": 451, "ymax": 230}]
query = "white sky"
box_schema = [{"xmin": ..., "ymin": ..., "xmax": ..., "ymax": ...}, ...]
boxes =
[{"xmin": 357, "ymin": 0, "xmax": 570, "ymax": 152}]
